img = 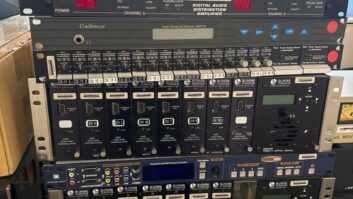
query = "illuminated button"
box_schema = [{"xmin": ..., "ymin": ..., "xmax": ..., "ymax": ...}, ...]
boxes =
[
  {"xmin": 248, "ymin": 170, "xmax": 255, "ymax": 177},
  {"xmin": 271, "ymin": 23, "xmax": 280, "ymax": 30},
  {"xmin": 299, "ymin": 28, "xmax": 310, "ymax": 36},
  {"xmin": 199, "ymin": 172, "xmax": 206, "ymax": 180},
  {"xmin": 284, "ymin": 28, "xmax": 295, "ymax": 36},
  {"xmin": 59, "ymin": 120, "xmax": 73, "ymax": 129},
  {"xmin": 234, "ymin": 0, "xmax": 251, "ymax": 11},
  {"xmin": 235, "ymin": 116, "xmax": 247, "ymax": 124},
  {"xmin": 327, "ymin": 20, "xmax": 338, "ymax": 33},
  {"xmin": 270, "ymin": 34, "xmax": 280, "ymax": 41},
  {"xmin": 138, "ymin": 118, "xmax": 150, "ymax": 127},
  {"xmin": 112, "ymin": 119, "xmax": 125, "ymax": 127},
  {"xmin": 276, "ymin": 169, "xmax": 283, "ymax": 176},
  {"xmin": 256, "ymin": 170, "xmax": 264, "ymax": 177},
  {"xmin": 240, "ymin": 28, "xmax": 250, "ymax": 36},
  {"xmin": 308, "ymin": 168, "xmax": 315, "ymax": 175},
  {"xmin": 293, "ymin": 169, "xmax": 301, "ymax": 175},
  {"xmin": 239, "ymin": 171, "xmax": 246, "ymax": 178},
  {"xmin": 53, "ymin": 174, "xmax": 60, "ymax": 180},
  {"xmin": 199, "ymin": 162, "xmax": 207, "ymax": 169},
  {"xmin": 255, "ymin": 29, "xmax": 264, "ymax": 36},
  {"xmin": 86, "ymin": 120, "xmax": 99, "ymax": 128},
  {"xmin": 188, "ymin": 117, "xmax": 200, "ymax": 125},
  {"xmin": 327, "ymin": 51, "xmax": 339, "ymax": 63},
  {"xmin": 231, "ymin": 171, "xmax": 237, "ymax": 178},
  {"xmin": 285, "ymin": 169, "xmax": 292, "ymax": 176},
  {"xmin": 163, "ymin": 118, "xmax": 175, "ymax": 126}
]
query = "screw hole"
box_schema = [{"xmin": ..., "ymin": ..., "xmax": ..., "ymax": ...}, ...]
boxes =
[
  {"xmin": 32, "ymin": 90, "xmax": 40, "ymax": 95},
  {"xmin": 38, "ymin": 146, "xmax": 46, "ymax": 150},
  {"xmin": 33, "ymin": 101, "xmax": 41, "ymax": 106},
  {"xmin": 37, "ymin": 137, "xmax": 45, "ymax": 141}
]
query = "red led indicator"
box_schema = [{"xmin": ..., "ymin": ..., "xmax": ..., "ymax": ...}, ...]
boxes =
[
  {"xmin": 327, "ymin": 21, "xmax": 338, "ymax": 34},
  {"xmin": 76, "ymin": 0, "xmax": 96, "ymax": 9},
  {"xmin": 327, "ymin": 51, "xmax": 339, "ymax": 63},
  {"xmin": 234, "ymin": 0, "xmax": 251, "ymax": 11}
]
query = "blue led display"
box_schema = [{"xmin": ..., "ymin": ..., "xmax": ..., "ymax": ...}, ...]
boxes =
[{"xmin": 143, "ymin": 164, "xmax": 194, "ymax": 182}]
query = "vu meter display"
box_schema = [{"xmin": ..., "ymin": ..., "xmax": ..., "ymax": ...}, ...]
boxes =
[{"xmin": 338, "ymin": 103, "xmax": 353, "ymax": 124}]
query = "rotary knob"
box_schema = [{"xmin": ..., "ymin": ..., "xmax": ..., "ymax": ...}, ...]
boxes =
[
  {"xmin": 166, "ymin": 184, "xmax": 172, "ymax": 190},
  {"xmin": 67, "ymin": 190, "xmax": 74, "ymax": 196},
  {"xmin": 142, "ymin": 185, "xmax": 149, "ymax": 192},
  {"xmin": 251, "ymin": 59, "xmax": 261, "ymax": 67},
  {"xmin": 92, "ymin": 189, "xmax": 99, "ymax": 195},
  {"xmin": 234, "ymin": 79, "xmax": 242, "ymax": 86},
  {"xmin": 263, "ymin": 59, "xmax": 273, "ymax": 67},
  {"xmin": 190, "ymin": 183, "xmax": 197, "ymax": 189},
  {"xmin": 239, "ymin": 60, "xmax": 249, "ymax": 68},
  {"xmin": 117, "ymin": 187, "xmax": 124, "ymax": 193},
  {"xmin": 213, "ymin": 182, "xmax": 220, "ymax": 189}
]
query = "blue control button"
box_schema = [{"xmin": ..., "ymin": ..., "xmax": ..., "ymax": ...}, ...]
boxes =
[
  {"xmin": 255, "ymin": 29, "xmax": 264, "ymax": 36},
  {"xmin": 299, "ymin": 28, "xmax": 310, "ymax": 36},
  {"xmin": 270, "ymin": 34, "xmax": 280, "ymax": 41},
  {"xmin": 271, "ymin": 23, "xmax": 280, "ymax": 30},
  {"xmin": 240, "ymin": 28, "xmax": 250, "ymax": 36},
  {"xmin": 284, "ymin": 28, "xmax": 295, "ymax": 36}
]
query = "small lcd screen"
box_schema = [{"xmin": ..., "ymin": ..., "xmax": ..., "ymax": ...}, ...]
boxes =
[
  {"xmin": 263, "ymin": 195, "xmax": 291, "ymax": 199},
  {"xmin": 143, "ymin": 164, "xmax": 194, "ymax": 182},
  {"xmin": 262, "ymin": 95, "xmax": 295, "ymax": 105},
  {"xmin": 152, "ymin": 28, "xmax": 214, "ymax": 40}
]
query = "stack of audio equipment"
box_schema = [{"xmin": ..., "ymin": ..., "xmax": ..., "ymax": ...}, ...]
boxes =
[{"xmin": 21, "ymin": 0, "xmax": 349, "ymax": 198}]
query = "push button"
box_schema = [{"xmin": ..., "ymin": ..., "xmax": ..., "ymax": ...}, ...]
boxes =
[
  {"xmin": 255, "ymin": 29, "xmax": 264, "ymax": 36},
  {"xmin": 162, "ymin": 118, "xmax": 175, "ymax": 126},
  {"xmin": 138, "ymin": 118, "xmax": 150, "ymax": 127},
  {"xmin": 271, "ymin": 23, "xmax": 280, "ymax": 30},
  {"xmin": 299, "ymin": 28, "xmax": 310, "ymax": 36},
  {"xmin": 284, "ymin": 28, "xmax": 295, "ymax": 36},
  {"xmin": 112, "ymin": 119, "xmax": 125, "ymax": 127},
  {"xmin": 188, "ymin": 117, "xmax": 200, "ymax": 125},
  {"xmin": 240, "ymin": 28, "xmax": 250, "ymax": 36},
  {"xmin": 270, "ymin": 34, "xmax": 280, "ymax": 41}
]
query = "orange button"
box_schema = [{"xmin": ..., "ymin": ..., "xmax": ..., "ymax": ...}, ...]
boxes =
[
  {"xmin": 327, "ymin": 21, "xmax": 338, "ymax": 34},
  {"xmin": 327, "ymin": 51, "xmax": 339, "ymax": 63}
]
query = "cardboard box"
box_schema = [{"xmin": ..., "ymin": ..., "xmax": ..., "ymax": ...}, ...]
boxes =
[
  {"xmin": 330, "ymin": 71, "xmax": 353, "ymax": 144},
  {"xmin": 0, "ymin": 32, "xmax": 34, "ymax": 177}
]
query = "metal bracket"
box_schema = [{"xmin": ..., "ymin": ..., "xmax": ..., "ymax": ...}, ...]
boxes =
[
  {"xmin": 319, "ymin": 177, "xmax": 335, "ymax": 199},
  {"xmin": 28, "ymin": 78, "xmax": 54, "ymax": 161},
  {"xmin": 319, "ymin": 75, "xmax": 344, "ymax": 152}
]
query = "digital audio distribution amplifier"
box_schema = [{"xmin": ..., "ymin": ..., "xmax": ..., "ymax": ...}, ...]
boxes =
[
  {"xmin": 28, "ymin": 75, "xmax": 342, "ymax": 161},
  {"xmin": 30, "ymin": 18, "xmax": 345, "ymax": 84},
  {"xmin": 42, "ymin": 153, "xmax": 335, "ymax": 190},
  {"xmin": 20, "ymin": 0, "xmax": 348, "ymax": 19},
  {"xmin": 45, "ymin": 177, "xmax": 336, "ymax": 199}
]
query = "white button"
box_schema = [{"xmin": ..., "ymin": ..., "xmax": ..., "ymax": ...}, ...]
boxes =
[
  {"xmin": 59, "ymin": 120, "xmax": 73, "ymax": 128},
  {"xmin": 86, "ymin": 120, "xmax": 99, "ymax": 128},
  {"xmin": 188, "ymin": 117, "xmax": 200, "ymax": 125},
  {"xmin": 138, "ymin": 118, "xmax": 150, "ymax": 127},
  {"xmin": 308, "ymin": 168, "xmax": 315, "ymax": 175},
  {"xmin": 276, "ymin": 169, "xmax": 283, "ymax": 176},
  {"xmin": 235, "ymin": 116, "xmax": 247, "ymax": 124},
  {"xmin": 53, "ymin": 174, "xmax": 60, "ymax": 179},
  {"xmin": 231, "ymin": 171, "xmax": 237, "ymax": 178},
  {"xmin": 163, "ymin": 118, "xmax": 175, "ymax": 126},
  {"xmin": 239, "ymin": 171, "xmax": 246, "ymax": 177},
  {"xmin": 285, "ymin": 169, "xmax": 292, "ymax": 176},
  {"xmin": 257, "ymin": 170, "xmax": 264, "ymax": 177},
  {"xmin": 112, "ymin": 119, "xmax": 125, "ymax": 127},
  {"xmin": 199, "ymin": 162, "xmax": 206, "ymax": 169},
  {"xmin": 199, "ymin": 172, "xmax": 206, "ymax": 179},
  {"xmin": 248, "ymin": 171, "xmax": 254, "ymax": 177},
  {"xmin": 293, "ymin": 169, "xmax": 301, "ymax": 175}
]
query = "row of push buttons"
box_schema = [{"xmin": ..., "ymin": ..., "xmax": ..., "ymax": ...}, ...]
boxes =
[
  {"xmin": 276, "ymin": 168, "xmax": 303, "ymax": 176},
  {"xmin": 230, "ymin": 170, "xmax": 264, "ymax": 178},
  {"xmin": 240, "ymin": 25, "xmax": 310, "ymax": 41}
]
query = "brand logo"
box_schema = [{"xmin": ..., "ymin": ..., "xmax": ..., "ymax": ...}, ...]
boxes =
[
  {"xmin": 261, "ymin": 156, "xmax": 282, "ymax": 162},
  {"xmin": 79, "ymin": 24, "xmax": 106, "ymax": 29}
]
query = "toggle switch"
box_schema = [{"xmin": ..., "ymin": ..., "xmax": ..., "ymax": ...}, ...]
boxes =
[
  {"xmin": 187, "ymin": 101, "xmax": 196, "ymax": 114},
  {"xmin": 137, "ymin": 102, "xmax": 146, "ymax": 114},
  {"xmin": 213, "ymin": 101, "xmax": 220, "ymax": 113},
  {"xmin": 85, "ymin": 102, "xmax": 94, "ymax": 115},
  {"xmin": 112, "ymin": 102, "xmax": 120, "ymax": 116},
  {"xmin": 162, "ymin": 101, "xmax": 171, "ymax": 114},
  {"xmin": 58, "ymin": 103, "xmax": 67, "ymax": 116}
]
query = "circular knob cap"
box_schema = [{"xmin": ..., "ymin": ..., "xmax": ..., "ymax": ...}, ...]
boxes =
[
  {"xmin": 126, "ymin": 147, "xmax": 132, "ymax": 156},
  {"xmin": 239, "ymin": 60, "xmax": 249, "ymax": 68},
  {"xmin": 200, "ymin": 146, "xmax": 206, "ymax": 154},
  {"xmin": 166, "ymin": 184, "xmax": 172, "ymax": 190},
  {"xmin": 263, "ymin": 59, "xmax": 273, "ymax": 67},
  {"xmin": 67, "ymin": 190, "xmax": 74, "ymax": 196},
  {"xmin": 117, "ymin": 187, "xmax": 124, "ymax": 193},
  {"xmin": 247, "ymin": 146, "xmax": 253, "ymax": 152},
  {"xmin": 213, "ymin": 182, "xmax": 220, "ymax": 189},
  {"xmin": 175, "ymin": 146, "xmax": 181, "ymax": 155},
  {"xmin": 142, "ymin": 185, "xmax": 149, "ymax": 192},
  {"xmin": 234, "ymin": 79, "xmax": 242, "ymax": 86},
  {"xmin": 209, "ymin": 79, "xmax": 216, "ymax": 86},
  {"xmin": 92, "ymin": 189, "xmax": 99, "ymax": 195},
  {"xmin": 226, "ymin": 60, "xmax": 235, "ymax": 67},
  {"xmin": 190, "ymin": 183, "xmax": 197, "ymax": 189},
  {"xmin": 151, "ymin": 147, "xmax": 157, "ymax": 155},
  {"xmin": 251, "ymin": 60, "xmax": 261, "ymax": 67},
  {"xmin": 224, "ymin": 146, "xmax": 230, "ymax": 153},
  {"xmin": 184, "ymin": 80, "xmax": 191, "ymax": 86},
  {"xmin": 270, "ymin": 79, "xmax": 278, "ymax": 85}
]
